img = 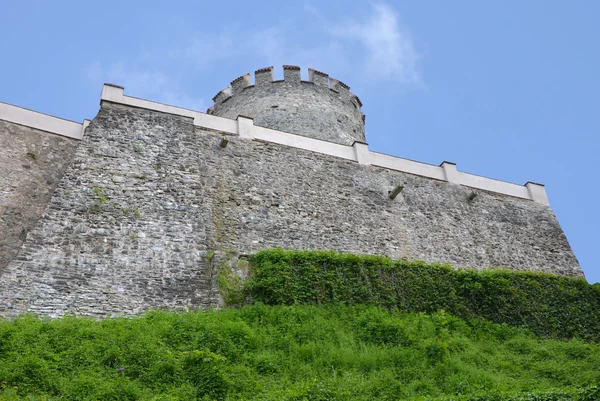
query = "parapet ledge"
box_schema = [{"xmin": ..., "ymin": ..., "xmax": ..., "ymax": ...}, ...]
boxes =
[
  {"xmin": 95, "ymin": 83, "xmax": 550, "ymax": 206},
  {"xmin": 209, "ymin": 65, "xmax": 364, "ymax": 113},
  {"xmin": 440, "ymin": 161, "xmax": 459, "ymax": 184},
  {"xmin": 525, "ymin": 181, "xmax": 549, "ymax": 206},
  {"xmin": 101, "ymin": 83, "xmax": 125, "ymax": 103},
  {"xmin": 0, "ymin": 100, "xmax": 87, "ymax": 140}
]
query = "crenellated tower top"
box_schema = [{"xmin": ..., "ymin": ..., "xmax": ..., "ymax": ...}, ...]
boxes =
[{"xmin": 208, "ymin": 65, "xmax": 366, "ymax": 145}]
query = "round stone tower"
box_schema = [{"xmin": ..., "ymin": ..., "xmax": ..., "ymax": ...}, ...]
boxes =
[{"xmin": 208, "ymin": 65, "xmax": 365, "ymax": 146}]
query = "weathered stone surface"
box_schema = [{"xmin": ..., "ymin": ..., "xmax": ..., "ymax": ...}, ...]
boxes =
[
  {"xmin": 0, "ymin": 104, "xmax": 219, "ymax": 317},
  {"xmin": 0, "ymin": 102, "xmax": 582, "ymax": 317},
  {"xmin": 211, "ymin": 77, "xmax": 365, "ymax": 146},
  {"xmin": 0, "ymin": 120, "xmax": 79, "ymax": 272}
]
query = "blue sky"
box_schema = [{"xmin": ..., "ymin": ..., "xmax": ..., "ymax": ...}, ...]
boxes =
[{"xmin": 1, "ymin": 1, "xmax": 598, "ymax": 282}]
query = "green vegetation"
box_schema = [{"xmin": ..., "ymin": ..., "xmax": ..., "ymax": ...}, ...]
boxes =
[
  {"xmin": 2, "ymin": 249, "xmax": 600, "ymax": 400},
  {"xmin": 218, "ymin": 259, "xmax": 248, "ymax": 307},
  {"xmin": 91, "ymin": 186, "xmax": 110, "ymax": 207},
  {"xmin": 245, "ymin": 250, "xmax": 600, "ymax": 342},
  {"xmin": 1, "ymin": 306, "xmax": 599, "ymax": 400},
  {"xmin": 89, "ymin": 187, "xmax": 141, "ymax": 218}
]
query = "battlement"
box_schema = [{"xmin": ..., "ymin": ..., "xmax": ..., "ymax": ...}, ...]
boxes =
[
  {"xmin": 208, "ymin": 66, "xmax": 365, "ymax": 145},
  {"xmin": 210, "ymin": 66, "xmax": 362, "ymax": 108}
]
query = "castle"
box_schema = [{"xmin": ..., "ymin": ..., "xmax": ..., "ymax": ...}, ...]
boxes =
[{"xmin": 0, "ymin": 66, "xmax": 583, "ymax": 317}]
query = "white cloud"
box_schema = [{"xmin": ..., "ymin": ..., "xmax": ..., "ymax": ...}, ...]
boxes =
[
  {"xmin": 328, "ymin": 3, "xmax": 420, "ymax": 84},
  {"xmin": 87, "ymin": 61, "xmax": 205, "ymax": 111},
  {"xmin": 249, "ymin": 27, "xmax": 287, "ymax": 63},
  {"xmin": 88, "ymin": 62, "xmax": 169, "ymax": 93},
  {"xmin": 86, "ymin": 2, "xmax": 420, "ymax": 109},
  {"xmin": 167, "ymin": 27, "xmax": 290, "ymax": 71},
  {"xmin": 168, "ymin": 33, "xmax": 239, "ymax": 70},
  {"xmin": 243, "ymin": 2, "xmax": 421, "ymax": 85}
]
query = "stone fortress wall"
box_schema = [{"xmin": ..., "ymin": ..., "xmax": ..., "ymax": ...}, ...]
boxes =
[
  {"xmin": 0, "ymin": 103, "xmax": 85, "ymax": 272},
  {"xmin": 0, "ymin": 66, "xmax": 583, "ymax": 317}
]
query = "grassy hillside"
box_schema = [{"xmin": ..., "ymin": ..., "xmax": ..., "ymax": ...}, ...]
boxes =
[
  {"xmin": 1, "ymin": 305, "xmax": 599, "ymax": 400},
  {"xmin": 2, "ymin": 250, "xmax": 599, "ymax": 400}
]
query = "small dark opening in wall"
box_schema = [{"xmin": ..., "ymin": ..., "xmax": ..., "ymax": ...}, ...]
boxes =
[{"xmin": 271, "ymin": 105, "xmax": 278, "ymax": 108}]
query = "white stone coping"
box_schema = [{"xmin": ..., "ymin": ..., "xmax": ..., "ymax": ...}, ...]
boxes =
[
  {"xmin": 101, "ymin": 84, "xmax": 238, "ymax": 134},
  {"xmin": 0, "ymin": 101, "xmax": 87, "ymax": 140},
  {"xmin": 100, "ymin": 84, "xmax": 550, "ymax": 205}
]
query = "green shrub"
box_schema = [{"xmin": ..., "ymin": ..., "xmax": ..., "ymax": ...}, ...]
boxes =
[
  {"xmin": 181, "ymin": 349, "xmax": 228, "ymax": 400},
  {"xmin": 245, "ymin": 250, "xmax": 600, "ymax": 342}
]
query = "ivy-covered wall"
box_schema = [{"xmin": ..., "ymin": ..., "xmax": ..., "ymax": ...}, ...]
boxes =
[{"xmin": 243, "ymin": 250, "xmax": 600, "ymax": 341}]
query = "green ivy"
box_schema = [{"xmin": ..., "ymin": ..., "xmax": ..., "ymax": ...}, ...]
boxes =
[{"xmin": 245, "ymin": 250, "xmax": 600, "ymax": 342}]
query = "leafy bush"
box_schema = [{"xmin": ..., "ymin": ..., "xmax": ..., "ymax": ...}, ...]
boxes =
[
  {"xmin": 245, "ymin": 250, "xmax": 600, "ymax": 341},
  {"xmin": 181, "ymin": 349, "xmax": 228, "ymax": 400}
]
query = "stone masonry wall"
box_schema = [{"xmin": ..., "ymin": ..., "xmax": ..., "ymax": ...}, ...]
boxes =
[
  {"xmin": 0, "ymin": 120, "xmax": 79, "ymax": 272},
  {"xmin": 0, "ymin": 102, "xmax": 582, "ymax": 317},
  {"xmin": 210, "ymin": 67, "xmax": 365, "ymax": 146}
]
